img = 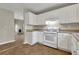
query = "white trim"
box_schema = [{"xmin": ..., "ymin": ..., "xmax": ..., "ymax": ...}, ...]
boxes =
[
  {"xmin": 23, "ymin": 41, "xmax": 27, "ymax": 44},
  {"xmin": 0, "ymin": 40, "xmax": 15, "ymax": 45},
  {"xmin": 23, "ymin": 41, "xmax": 37, "ymax": 45},
  {"xmin": 23, "ymin": 42, "xmax": 33, "ymax": 45}
]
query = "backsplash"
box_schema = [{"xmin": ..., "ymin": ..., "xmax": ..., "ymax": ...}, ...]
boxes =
[{"xmin": 60, "ymin": 23, "xmax": 79, "ymax": 30}]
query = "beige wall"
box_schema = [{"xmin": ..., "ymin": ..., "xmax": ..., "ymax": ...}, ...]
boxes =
[{"xmin": 0, "ymin": 9, "xmax": 15, "ymax": 44}]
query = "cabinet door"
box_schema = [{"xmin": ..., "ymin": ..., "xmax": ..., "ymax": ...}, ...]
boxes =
[
  {"xmin": 37, "ymin": 4, "xmax": 79, "ymax": 24},
  {"xmin": 29, "ymin": 12, "xmax": 37, "ymax": 25},
  {"xmin": 71, "ymin": 36, "xmax": 78, "ymax": 55},
  {"xmin": 25, "ymin": 13, "xmax": 29, "ymax": 25},
  {"xmin": 25, "ymin": 12, "xmax": 37, "ymax": 25},
  {"xmin": 32, "ymin": 31, "xmax": 39, "ymax": 44},
  {"xmin": 24, "ymin": 32, "xmax": 32, "ymax": 45},
  {"xmin": 58, "ymin": 33, "xmax": 68, "ymax": 51},
  {"xmin": 37, "ymin": 14, "xmax": 46, "ymax": 25},
  {"xmin": 58, "ymin": 33, "xmax": 71, "ymax": 52},
  {"xmin": 37, "ymin": 32, "xmax": 44, "ymax": 43}
]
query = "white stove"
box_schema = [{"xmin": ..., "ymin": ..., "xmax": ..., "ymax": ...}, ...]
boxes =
[{"xmin": 43, "ymin": 29, "xmax": 58, "ymax": 48}]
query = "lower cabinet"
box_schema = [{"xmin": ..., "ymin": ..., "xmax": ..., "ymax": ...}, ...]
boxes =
[
  {"xmin": 24, "ymin": 31, "xmax": 77, "ymax": 54},
  {"xmin": 71, "ymin": 36, "xmax": 78, "ymax": 55},
  {"xmin": 71, "ymin": 35, "xmax": 79, "ymax": 55},
  {"xmin": 58, "ymin": 33, "xmax": 72, "ymax": 52},
  {"xmin": 24, "ymin": 31, "xmax": 44, "ymax": 45},
  {"xmin": 37, "ymin": 32, "xmax": 44, "ymax": 43},
  {"xmin": 24, "ymin": 31, "xmax": 38, "ymax": 45}
]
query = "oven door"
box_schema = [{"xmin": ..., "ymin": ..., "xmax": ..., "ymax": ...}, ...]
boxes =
[{"xmin": 44, "ymin": 32, "xmax": 58, "ymax": 45}]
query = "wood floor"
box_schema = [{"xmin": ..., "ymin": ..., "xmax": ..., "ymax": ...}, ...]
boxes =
[
  {"xmin": 0, "ymin": 43, "xmax": 71, "ymax": 55},
  {"xmin": 0, "ymin": 35, "xmax": 71, "ymax": 55}
]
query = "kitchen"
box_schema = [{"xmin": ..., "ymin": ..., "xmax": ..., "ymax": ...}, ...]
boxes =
[
  {"xmin": 24, "ymin": 3, "xmax": 79, "ymax": 55},
  {"xmin": 0, "ymin": 3, "xmax": 79, "ymax": 55}
]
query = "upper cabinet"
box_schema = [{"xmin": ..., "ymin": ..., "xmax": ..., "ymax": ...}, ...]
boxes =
[
  {"xmin": 37, "ymin": 4, "xmax": 79, "ymax": 24},
  {"xmin": 25, "ymin": 4, "xmax": 79, "ymax": 25},
  {"xmin": 25, "ymin": 12, "xmax": 38, "ymax": 25},
  {"xmin": 57, "ymin": 4, "xmax": 78, "ymax": 23}
]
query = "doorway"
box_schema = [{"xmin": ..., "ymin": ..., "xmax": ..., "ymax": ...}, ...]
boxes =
[{"xmin": 14, "ymin": 19, "xmax": 24, "ymax": 43}]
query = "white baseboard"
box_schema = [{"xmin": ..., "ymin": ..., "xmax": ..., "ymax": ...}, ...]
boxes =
[
  {"xmin": 23, "ymin": 41, "xmax": 27, "ymax": 44},
  {"xmin": 0, "ymin": 40, "xmax": 15, "ymax": 45},
  {"xmin": 23, "ymin": 41, "xmax": 37, "ymax": 45},
  {"xmin": 23, "ymin": 42, "xmax": 32, "ymax": 45}
]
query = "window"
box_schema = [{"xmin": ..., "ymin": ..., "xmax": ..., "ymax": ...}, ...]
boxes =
[{"xmin": 45, "ymin": 20, "xmax": 59, "ymax": 29}]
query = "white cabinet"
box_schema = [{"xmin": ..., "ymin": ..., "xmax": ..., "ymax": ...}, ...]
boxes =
[
  {"xmin": 37, "ymin": 32, "xmax": 44, "ymax": 43},
  {"xmin": 59, "ymin": 4, "xmax": 78, "ymax": 23},
  {"xmin": 24, "ymin": 31, "xmax": 38, "ymax": 45},
  {"xmin": 37, "ymin": 4, "xmax": 79, "ymax": 24},
  {"xmin": 71, "ymin": 34, "xmax": 79, "ymax": 55},
  {"xmin": 24, "ymin": 31, "xmax": 43, "ymax": 45},
  {"xmin": 37, "ymin": 14, "xmax": 46, "ymax": 25},
  {"xmin": 58, "ymin": 33, "xmax": 72, "ymax": 52},
  {"xmin": 32, "ymin": 31, "xmax": 39, "ymax": 44},
  {"xmin": 71, "ymin": 35, "xmax": 78, "ymax": 55},
  {"xmin": 25, "ymin": 12, "xmax": 37, "ymax": 25},
  {"xmin": 37, "ymin": 10, "xmax": 56, "ymax": 25}
]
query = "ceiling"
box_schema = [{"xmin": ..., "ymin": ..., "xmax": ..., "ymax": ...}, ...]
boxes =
[{"xmin": 0, "ymin": 3, "xmax": 76, "ymax": 14}]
